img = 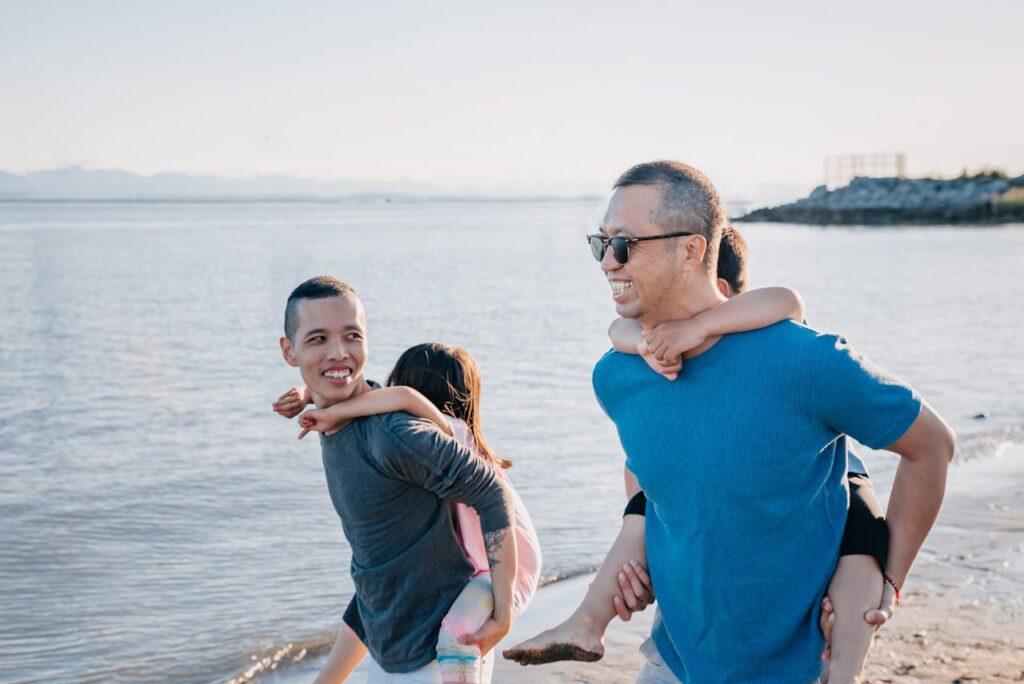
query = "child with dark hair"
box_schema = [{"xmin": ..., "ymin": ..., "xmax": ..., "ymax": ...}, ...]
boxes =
[
  {"xmin": 716, "ymin": 223, "xmax": 748, "ymax": 297},
  {"xmin": 505, "ymin": 225, "xmax": 888, "ymax": 684},
  {"xmin": 276, "ymin": 343, "xmax": 541, "ymax": 684}
]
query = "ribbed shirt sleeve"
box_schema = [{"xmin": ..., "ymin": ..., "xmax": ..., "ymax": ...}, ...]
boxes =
[
  {"xmin": 378, "ymin": 414, "xmax": 514, "ymax": 533},
  {"xmin": 810, "ymin": 334, "xmax": 922, "ymax": 449}
]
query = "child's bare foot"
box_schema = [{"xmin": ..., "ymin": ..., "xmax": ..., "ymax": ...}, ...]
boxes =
[{"xmin": 502, "ymin": 620, "xmax": 604, "ymax": 665}]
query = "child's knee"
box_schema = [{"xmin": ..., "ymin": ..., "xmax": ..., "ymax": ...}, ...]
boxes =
[
  {"xmin": 830, "ymin": 554, "xmax": 884, "ymax": 611},
  {"xmin": 436, "ymin": 623, "xmax": 475, "ymax": 655},
  {"xmin": 835, "ymin": 554, "xmax": 883, "ymax": 587}
]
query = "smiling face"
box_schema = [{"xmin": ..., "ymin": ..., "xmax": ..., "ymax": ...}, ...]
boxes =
[
  {"xmin": 600, "ymin": 184, "xmax": 704, "ymax": 326},
  {"xmin": 279, "ymin": 294, "xmax": 369, "ymax": 407}
]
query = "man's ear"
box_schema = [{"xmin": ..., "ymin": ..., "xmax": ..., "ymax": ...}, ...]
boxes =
[
  {"xmin": 716, "ymin": 278, "xmax": 734, "ymax": 299},
  {"xmin": 280, "ymin": 337, "xmax": 299, "ymax": 367},
  {"xmin": 685, "ymin": 235, "xmax": 707, "ymax": 266}
]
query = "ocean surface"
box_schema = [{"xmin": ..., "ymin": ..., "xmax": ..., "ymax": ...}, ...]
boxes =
[{"xmin": 0, "ymin": 201, "xmax": 1021, "ymax": 683}]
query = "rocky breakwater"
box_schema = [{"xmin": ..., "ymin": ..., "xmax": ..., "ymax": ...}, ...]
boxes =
[{"xmin": 738, "ymin": 173, "xmax": 1024, "ymax": 225}]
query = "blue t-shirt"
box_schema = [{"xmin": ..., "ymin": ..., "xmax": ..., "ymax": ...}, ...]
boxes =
[
  {"xmin": 593, "ymin": 321, "xmax": 920, "ymax": 683},
  {"xmin": 846, "ymin": 443, "xmax": 868, "ymax": 475}
]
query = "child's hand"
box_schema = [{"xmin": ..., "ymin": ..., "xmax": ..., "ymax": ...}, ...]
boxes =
[
  {"xmin": 820, "ymin": 596, "xmax": 835, "ymax": 660},
  {"xmin": 273, "ymin": 387, "xmax": 310, "ymax": 419},
  {"xmin": 297, "ymin": 409, "xmax": 340, "ymax": 439},
  {"xmin": 642, "ymin": 318, "xmax": 708, "ymax": 363},
  {"xmin": 637, "ymin": 338, "xmax": 683, "ymax": 380}
]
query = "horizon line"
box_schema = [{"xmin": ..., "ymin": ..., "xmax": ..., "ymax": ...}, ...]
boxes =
[{"xmin": 0, "ymin": 194, "xmax": 608, "ymax": 204}]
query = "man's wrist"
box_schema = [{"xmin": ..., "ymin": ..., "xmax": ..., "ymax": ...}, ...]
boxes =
[
  {"xmin": 886, "ymin": 566, "xmax": 908, "ymax": 591},
  {"xmin": 883, "ymin": 574, "xmax": 902, "ymax": 605}
]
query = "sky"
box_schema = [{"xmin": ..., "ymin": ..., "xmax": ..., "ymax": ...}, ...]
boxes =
[{"xmin": 2, "ymin": 0, "xmax": 1022, "ymax": 200}]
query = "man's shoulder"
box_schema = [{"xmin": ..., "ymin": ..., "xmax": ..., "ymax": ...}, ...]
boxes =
[
  {"xmin": 592, "ymin": 348, "xmax": 646, "ymax": 395},
  {"xmin": 326, "ymin": 413, "xmax": 449, "ymax": 476},
  {"xmin": 593, "ymin": 347, "xmax": 620, "ymax": 373},
  {"xmin": 736, "ymin": 318, "xmax": 815, "ymax": 342},
  {"xmin": 360, "ymin": 411, "xmax": 441, "ymax": 443},
  {"xmin": 326, "ymin": 412, "xmax": 436, "ymax": 452},
  {"xmin": 593, "ymin": 347, "xmax": 645, "ymax": 375},
  {"xmin": 731, "ymin": 319, "xmax": 845, "ymax": 357}
]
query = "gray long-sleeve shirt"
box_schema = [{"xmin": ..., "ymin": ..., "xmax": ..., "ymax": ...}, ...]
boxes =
[{"xmin": 319, "ymin": 410, "xmax": 513, "ymax": 672}]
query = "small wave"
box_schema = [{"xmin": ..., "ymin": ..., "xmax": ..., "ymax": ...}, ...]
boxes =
[
  {"xmin": 218, "ymin": 566, "xmax": 602, "ymax": 683},
  {"xmin": 221, "ymin": 633, "xmax": 336, "ymax": 684},
  {"xmin": 536, "ymin": 564, "xmax": 599, "ymax": 588},
  {"xmin": 953, "ymin": 425, "xmax": 1022, "ymax": 464}
]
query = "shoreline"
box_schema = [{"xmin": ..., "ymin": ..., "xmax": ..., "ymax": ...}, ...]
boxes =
[{"xmin": 254, "ymin": 444, "xmax": 1024, "ymax": 683}]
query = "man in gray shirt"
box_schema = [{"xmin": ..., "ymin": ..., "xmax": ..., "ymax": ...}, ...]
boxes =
[{"xmin": 279, "ymin": 276, "xmax": 517, "ymax": 681}]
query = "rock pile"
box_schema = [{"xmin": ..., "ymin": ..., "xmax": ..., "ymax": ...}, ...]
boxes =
[{"xmin": 738, "ymin": 174, "xmax": 1024, "ymax": 225}]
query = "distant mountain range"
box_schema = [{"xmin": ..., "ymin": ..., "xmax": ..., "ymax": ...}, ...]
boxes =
[
  {"xmin": 0, "ymin": 166, "xmax": 772, "ymax": 213},
  {"xmin": 0, "ymin": 167, "xmax": 444, "ymax": 200}
]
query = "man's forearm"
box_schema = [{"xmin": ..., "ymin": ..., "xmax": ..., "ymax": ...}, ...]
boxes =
[
  {"xmin": 884, "ymin": 456, "xmax": 947, "ymax": 586},
  {"xmin": 484, "ymin": 526, "xmax": 517, "ymax": 620},
  {"xmin": 884, "ymin": 402, "xmax": 956, "ymax": 588}
]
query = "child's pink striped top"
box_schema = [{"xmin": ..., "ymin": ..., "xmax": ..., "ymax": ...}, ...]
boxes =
[{"xmin": 448, "ymin": 418, "xmax": 541, "ymax": 613}]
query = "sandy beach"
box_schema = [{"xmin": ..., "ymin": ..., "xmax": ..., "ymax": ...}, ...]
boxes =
[{"xmin": 265, "ymin": 444, "xmax": 1024, "ymax": 683}]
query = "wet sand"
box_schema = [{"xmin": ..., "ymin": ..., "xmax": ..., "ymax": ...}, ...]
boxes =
[{"xmin": 855, "ymin": 444, "xmax": 1024, "ymax": 683}]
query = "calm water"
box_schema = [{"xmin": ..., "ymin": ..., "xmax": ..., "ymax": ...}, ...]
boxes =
[{"xmin": 0, "ymin": 201, "xmax": 1021, "ymax": 683}]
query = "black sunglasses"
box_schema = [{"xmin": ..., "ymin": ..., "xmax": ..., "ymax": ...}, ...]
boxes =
[{"xmin": 586, "ymin": 231, "xmax": 697, "ymax": 264}]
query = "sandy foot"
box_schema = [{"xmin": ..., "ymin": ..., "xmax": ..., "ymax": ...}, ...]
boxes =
[{"xmin": 503, "ymin": 623, "xmax": 605, "ymax": 665}]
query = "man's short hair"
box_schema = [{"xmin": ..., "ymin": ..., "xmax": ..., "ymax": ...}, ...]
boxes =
[
  {"xmin": 284, "ymin": 276, "xmax": 356, "ymax": 341},
  {"xmin": 613, "ymin": 161, "xmax": 727, "ymax": 273},
  {"xmin": 717, "ymin": 224, "xmax": 748, "ymax": 294}
]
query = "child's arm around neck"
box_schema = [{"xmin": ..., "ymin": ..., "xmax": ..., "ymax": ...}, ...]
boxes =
[
  {"xmin": 683, "ymin": 286, "xmax": 805, "ymax": 341},
  {"xmin": 609, "ymin": 287, "xmax": 805, "ymax": 377},
  {"xmin": 296, "ymin": 386, "xmax": 455, "ymax": 439},
  {"xmin": 608, "ymin": 318, "xmax": 684, "ymax": 380}
]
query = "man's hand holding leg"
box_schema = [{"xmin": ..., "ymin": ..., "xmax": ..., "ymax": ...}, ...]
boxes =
[{"xmin": 613, "ymin": 559, "xmax": 655, "ymax": 621}]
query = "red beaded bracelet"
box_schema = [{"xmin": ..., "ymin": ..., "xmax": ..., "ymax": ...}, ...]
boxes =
[{"xmin": 884, "ymin": 574, "xmax": 901, "ymax": 605}]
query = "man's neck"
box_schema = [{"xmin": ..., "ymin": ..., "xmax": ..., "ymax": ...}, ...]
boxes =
[
  {"xmin": 319, "ymin": 377, "xmax": 373, "ymax": 435},
  {"xmin": 643, "ymin": 279, "xmax": 725, "ymax": 326},
  {"xmin": 642, "ymin": 281, "xmax": 728, "ymax": 360}
]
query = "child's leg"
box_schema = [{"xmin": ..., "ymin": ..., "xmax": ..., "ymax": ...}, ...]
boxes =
[
  {"xmin": 826, "ymin": 474, "xmax": 889, "ymax": 684},
  {"xmin": 503, "ymin": 511, "xmax": 647, "ymax": 665},
  {"xmin": 825, "ymin": 555, "xmax": 882, "ymax": 684},
  {"xmin": 436, "ymin": 574, "xmax": 494, "ymax": 684},
  {"xmin": 315, "ymin": 622, "xmax": 368, "ymax": 684}
]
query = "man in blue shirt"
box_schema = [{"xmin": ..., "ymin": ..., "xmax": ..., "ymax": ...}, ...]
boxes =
[{"xmin": 589, "ymin": 161, "xmax": 956, "ymax": 683}]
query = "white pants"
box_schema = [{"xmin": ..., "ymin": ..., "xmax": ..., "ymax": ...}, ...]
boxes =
[
  {"xmin": 634, "ymin": 636, "xmax": 682, "ymax": 684},
  {"xmin": 363, "ymin": 652, "xmax": 494, "ymax": 683}
]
